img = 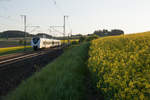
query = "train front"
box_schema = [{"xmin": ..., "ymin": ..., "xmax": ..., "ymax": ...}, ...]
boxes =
[{"xmin": 31, "ymin": 37, "xmax": 40, "ymax": 50}]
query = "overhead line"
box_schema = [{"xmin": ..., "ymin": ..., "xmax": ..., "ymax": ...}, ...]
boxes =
[
  {"xmin": 49, "ymin": 0, "xmax": 64, "ymax": 15},
  {"xmin": 0, "ymin": 15, "xmax": 22, "ymax": 27}
]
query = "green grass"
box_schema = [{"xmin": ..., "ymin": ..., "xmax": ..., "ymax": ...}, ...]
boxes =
[
  {"xmin": 0, "ymin": 47, "xmax": 33, "ymax": 56},
  {"xmin": 5, "ymin": 42, "xmax": 89, "ymax": 100}
]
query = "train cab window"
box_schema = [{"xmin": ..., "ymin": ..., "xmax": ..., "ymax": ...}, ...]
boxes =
[{"xmin": 33, "ymin": 37, "xmax": 40, "ymax": 44}]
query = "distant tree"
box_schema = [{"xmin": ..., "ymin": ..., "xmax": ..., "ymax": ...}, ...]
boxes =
[
  {"xmin": 36, "ymin": 33, "xmax": 52, "ymax": 38},
  {"xmin": 75, "ymin": 34, "xmax": 82, "ymax": 37},
  {"xmin": 110, "ymin": 29, "xmax": 124, "ymax": 35},
  {"xmin": 71, "ymin": 34, "xmax": 82, "ymax": 37},
  {"xmin": 94, "ymin": 29, "xmax": 124, "ymax": 37},
  {"xmin": 86, "ymin": 34, "xmax": 99, "ymax": 41},
  {"xmin": 94, "ymin": 30, "xmax": 104, "ymax": 36},
  {"xmin": 1, "ymin": 30, "xmax": 32, "ymax": 38},
  {"xmin": 103, "ymin": 29, "xmax": 108, "ymax": 33},
  {"xmin": 79, "ymin": 34, "xmax": 99, "ymax": 43},
  {"xmin": 79, "ymin": 36, "xmax": 86, "ymax": 43},
  {"xmin": 87, "ymin": 34, "xmax": 93, "ymax": 36}
]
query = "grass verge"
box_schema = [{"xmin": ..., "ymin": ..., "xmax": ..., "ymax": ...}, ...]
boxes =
[{"xmin": 4, "ymin": 42, "xmax": 89, "ymax": 100}]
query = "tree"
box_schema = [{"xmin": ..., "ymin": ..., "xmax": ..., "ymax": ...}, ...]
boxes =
[
  {"xmin": 36, "ymin": 33, "xmax": 52, "ymax": 38},
  {"xmin": 94, "ymin": 30, "xmax": 105, "ymax": 36},
  {"xmin": 110, "ymin": 29, "xmax": 124, "ymax": 35},
  {"xmin": 93, "ymin": 29, "xmax": 124, "ymax": 37}
]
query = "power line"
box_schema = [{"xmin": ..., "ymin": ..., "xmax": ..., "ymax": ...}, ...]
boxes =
[
  {"xmin": 28, "ymin": 26, "xmax": 40, "ymax": 33},
  {"xmin": 48, "ymin": 0, "xmax": 71, "ymax": 38},
  {"xmin": 0, "ymin": 15, "xmax": 19, "ymax": 23},
  {"xmin": 0, "ymin": 15, "xmax": 22, "ymax": 28},
  {"xmin": 50, "ymin": 27, "xmax": 63, "ymax": 34},
  {"xmin": 49, "ymin": 15, "xmax": 69, "ymax": 37},
  {"xmin": 49, "ymin": 0, "xmax": 64, "ymax": 15},
  {"xmin": 51, "ymin": 0, "xmax": 56, "ymax": 5}
]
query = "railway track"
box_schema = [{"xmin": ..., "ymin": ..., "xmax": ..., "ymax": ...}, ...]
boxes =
[
  {"xmin": 0, "ymin": 46, "xmax": 63, "ymax": 97},
  {"xmin": 0, "ymin": 47, "xmax": 60, "ymax": 70}
]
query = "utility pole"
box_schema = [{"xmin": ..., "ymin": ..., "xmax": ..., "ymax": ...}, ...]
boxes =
[
  {"xmin": 49, "ymin": 16, "xmax": 69, "ymax": 45},
  {"xmin": 63, "ymin": 15, "xmax": 68, "ymax": 45},
  {"xmin": 21, "ymin": 15, "xmax": 27, "ymax": 51},
  {"xmin": 68, "ymin": 29, "xmax": 72, "ymax": 45},
  {"xmin": 63, "ymin": 15, "xmax": 68, "ymax": 38},
  {"xmin": 50, "ymin": 16, "xmax": 68, "ymax": 38}
]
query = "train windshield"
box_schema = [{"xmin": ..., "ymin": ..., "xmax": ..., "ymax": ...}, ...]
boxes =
[{"xmin": 32, "ymin": 37, "xmax": 40, "ymax": 44}]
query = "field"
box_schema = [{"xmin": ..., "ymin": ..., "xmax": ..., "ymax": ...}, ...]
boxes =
[
  {"xmin": 61, "ymin": 39, "xmax": 79, "ymax": 44},
  {"xmin": 5, "ymin": 43, "xmax": 90, "ymax": 100},
  {"xmin": 0, "ymin": 37, "xmax": 32, "ymax": 56},
  {"xmin": 2, "ymin": 32, "xmax": 150, "ymax": 100},
  {"xmin": 88, "ymin": 32, "xmax": 150, "ymax": 99},
  {"xmin": 0, "ymin": 37, "xmax": 31, "ymax": 48},
  {"xmin": 0, "ymin": 46, "xmax": 32, "ymax": 56},
  {"xmin": 0, "ymin": 38, "xmax": 78, "ymax": 56}
]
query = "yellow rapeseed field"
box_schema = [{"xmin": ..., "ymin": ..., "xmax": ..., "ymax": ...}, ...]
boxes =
[
  {"xmin": 88, "ymin": 32, "xmax": 150, "ymax": 100},
  {"xmin": 61, "ymin": 39, "xmax": 79, "ymax": 44},
  {"xmin": 0, "ymin": 46, "xmax": 31, "ymax": 54}
]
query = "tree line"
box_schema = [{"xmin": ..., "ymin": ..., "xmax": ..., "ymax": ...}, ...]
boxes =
[
  {"xmin": 0, "ymin": 30, "xmax": 53, "ymax": 39},
  {"xmin": 93, "ymin": 29, "xmax": 124, "ymax": 37}
]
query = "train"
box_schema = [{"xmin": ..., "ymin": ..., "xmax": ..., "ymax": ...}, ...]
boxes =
[{"xmin": 31, "ymin": 37, "xmax": 61, "ymax": 50}]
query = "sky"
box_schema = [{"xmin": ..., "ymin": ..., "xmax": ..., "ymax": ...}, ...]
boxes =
[{"xmin": 0, "ymin": 0, "xmax": 150, "ymax": 36}]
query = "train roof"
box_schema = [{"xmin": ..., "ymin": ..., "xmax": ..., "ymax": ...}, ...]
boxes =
[{"xmin": 32, "ymin": 37, "xmax": 60, "ymax": 41}]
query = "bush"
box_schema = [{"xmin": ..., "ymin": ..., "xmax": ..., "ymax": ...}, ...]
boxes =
[
  {"xmin": 79, "ymin": 36, "xmax": 86, "ymax": 43},
  {"xmin": 86, "ymin": 35, "xmax": 99, "ymax": 41},
  {"xmin": 79, "ymin": 35, "xmax": 99, "ymax": 43},
  {"xmin": 71, "ymin": 41, "xmax": 78, "ymax": 45}
]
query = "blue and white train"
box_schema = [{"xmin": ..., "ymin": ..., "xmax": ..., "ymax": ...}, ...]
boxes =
[{"xmin": 31, "ymin": 37, "xmax": 61, "ymax": 50}]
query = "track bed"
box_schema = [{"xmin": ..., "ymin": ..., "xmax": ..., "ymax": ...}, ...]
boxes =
[{"xmin": 0, "ymin": 47, "xmax": 63, "ymax": 97}]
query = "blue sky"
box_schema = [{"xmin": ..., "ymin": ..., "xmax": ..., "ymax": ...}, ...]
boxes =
[{"xmin": 0, "ymin": 0, "xmax": 150, "ymax": 36}]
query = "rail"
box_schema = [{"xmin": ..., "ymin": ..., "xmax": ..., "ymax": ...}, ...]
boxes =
[{"xmin": 0, "ymin": 47, "xmax": 62, "ymax": 70}]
